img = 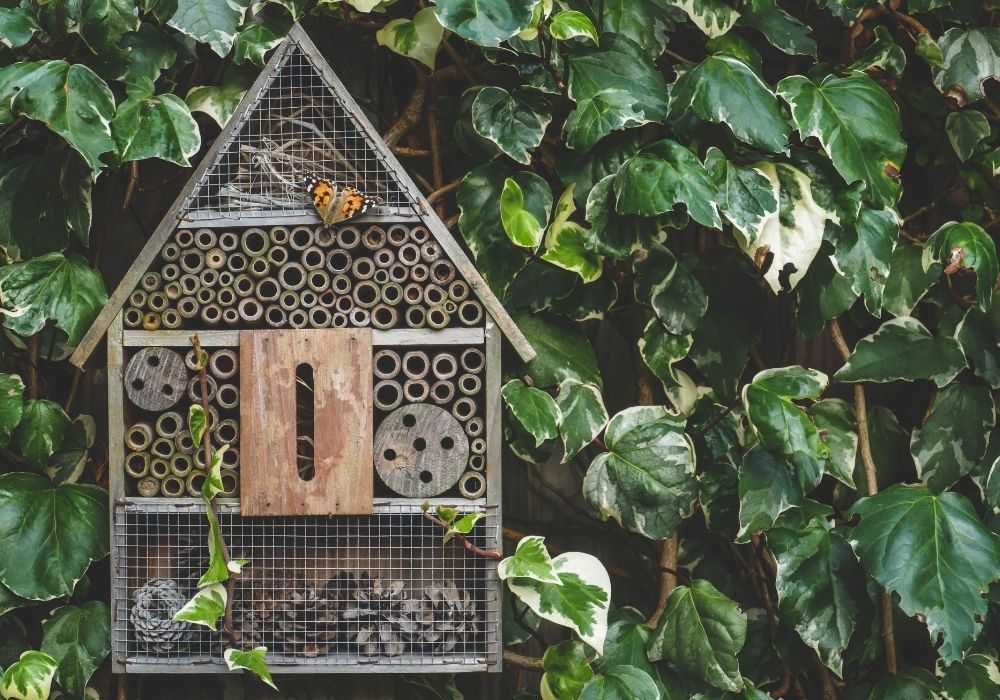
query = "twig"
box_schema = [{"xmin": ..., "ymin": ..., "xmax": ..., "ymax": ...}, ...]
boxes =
[
  {"xmin": 427, "ymin": 179, "xmax": 460, "ymax": 205},
  {"xmin": 428, "ymin": 84, "xmax": 444, "ymax": 217},
  {"xmin": 647, "ymin": 536, "xmax": 678, "ymax": 628},
  {"xmin": 828, "ymin": 319, "xmax": 898, "ymax": 675},
  {"xmin": 26, "ymin": 335, "xmax": 39, "ymax": 399},
  {"xmin": 422, "ymin": 510, "xmax": 502, "ymax": 560},
  {"xmin": 503, "ymin": 649, "xmax": 544, "ymax": 670},
  {"xmin": 63, "ymin": 367, "xmax": 82, "ymax": 414},
  {"xmin": 383, "ymin": 66, "xmax": 429, "ymax": 147}
]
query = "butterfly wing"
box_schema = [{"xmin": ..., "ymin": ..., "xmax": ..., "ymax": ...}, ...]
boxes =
[{"xmin": 304, "ymin": 174, "xmax": 382, "ymax": 226}]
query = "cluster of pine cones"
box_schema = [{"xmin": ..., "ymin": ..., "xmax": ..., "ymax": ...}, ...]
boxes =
[{"xmin": 130, "ymin": 570, "xmax": 480, "ymax": 658}]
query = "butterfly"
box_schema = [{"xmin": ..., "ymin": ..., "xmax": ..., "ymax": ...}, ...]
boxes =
[{"xmin": 303, "ymin": 174, "xmax": 383, "ymax": 226}]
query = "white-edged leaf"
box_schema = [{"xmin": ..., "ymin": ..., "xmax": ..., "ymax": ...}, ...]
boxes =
[
  {"xmin": 173, "ymin": 582, "xmax": 226, "ymax": 630},
  {"xmin": 0, "ymin": 651, "xmax": 58, "ymax": 700},
  {"xmin": 224, "ymin": 647, "xmax": 277, "ymax": 691}
]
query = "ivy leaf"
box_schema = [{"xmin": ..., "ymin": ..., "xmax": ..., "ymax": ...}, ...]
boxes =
[
  {"xmin": 923, "ymin": 221, "xmax": 999, "ymax": 310},
  {"xmin": 613, "ymin": 139, "xmax": 720, "ymax": 227},
  {"xmin": 174, "ymin": 582, "xmax": 227, "ymax": 630},
  {"xmin": 809, "ymin": 399, "xmax": 858, "ymax": 487},
  {"xmin": 40, "ymin": 601, "xmax": 110, "ymax": 698},
  {"xmin": 499, "ymin": 176, "xmax": 549, "ymax": 248},
  {"xmin": 946, "ymin": 110, "xmax": 990, "ymax": 162},
  {"xmin": 550, "ymin": 10, "xmax": 598, "ymax": 45},
  {"xmin": 375, "ymin": 7, "xmax": 444, "ymax": 69},
  {"xmin": 634, "ymin": 244, "xmax": 707, "ymax": 334},
  {"xmin": 639, "ymin": 318, "xmax": 692, "ymax": 389},
  {"xmin": 580, "ymin": 665, "xmax": 661, "ymax": 700},
  {"xmin": 498, "ymin": 536, "xmax": 561, "ymax": 584},
  {"xmin": 833, "ymin": 316, "xmax": 966, "ymax": 387},
  {"xmin": 705, "ymin": 148, "xmax": 777, "ymax": 249},
  {"xmin": 198, "ymin": 506, "xmax": 230, "ymax": 587},
  {"xmin": 0, "ymin": 651, "xmax": 58, "ymax": 700},
  {"xmin": 911, "ymin": 381, "xmax": 994, "ymax": 492},
  {"xmin": 777, "ymin": 73, "xmax": 906, "ymax": 207},
  {"xmin": 113, "ymin": 82, "xmax": 202, "ymax": 166},
  {"xmin": 433, "ymin": 0, "xmax": 537, "ymax": 47},
  {"xmin": 185, "ymin": 65, "xmax": 256, "ymax": 127},
  {"xmin": 541, "ymin": 209, "xmax": 603, "ymax": 283},
  {"xmin": 939, "ymin": 654, "xmax": 1000, "ymax": 698},
  {"xmin": 471, "ymin": 86, "xmax": 552, "ymax": 165},
  {"xmin": 443, "ymin": 512, "xmax": 484, "ymax": 544},
  {"xmin": 599, "ymin": 0, "xmax": 674, "ymax": 55},
  {"xmin": 515, "ymin": 312, "xmax": 602, "ymax": 388},
  {"xmin": 583, "ymin": 406, "xmax": 698, "ymax": 540},
  {"xmin": 78, "ymin": 0, "xmax": 139, "ymax": 66},
  {"xmin": 202, "ymin": 445, "xmax": 229, "ymax": 500},
  {"xmin": 829, "ymin": 207, "xmax": 898, "ymax": 315},
  {"xmin": 124, "ymin": 23, "xmax": 182, "ymax": 83},
  {"xmin": 232, "ymin": 15, "xmax": 291, "ymax": 67},
  {"xmin": 46, "ymin": 415, "xmax": 96, "ymax": 485},
  {"xmin": 742, "ymin": 366, "xmax": 829, "ymax": 460},
  {"xmin": 934, "ymin": 27, "xmax": 1000, "ymax": 104},
  {"xmin": 741, "ymin": 2, "xmax": 816, "ymax": 57},
  {"xmin": 0, "ymin": 61, "xmax": 115, "ymax": 174},
  {"xmin": 870, "ymin": 669, "xmax": 940, "ymax": 699},
  {"xmin": 849, "ymin": 485, "xmax": 1000, "ymax": 662},
  {"xmin": 883, "ymin": 243, "xmax": 940, "ymax": 317},
  {"xmin": 669, "ymin": 0, "xmax": 739, "ymax": 38},
  {"xmin": 794, "ymin": 249, "xmax": 857, "ymax": 338},
  {"xmin": 557, "ymin": 379, "xmax": 608, "ymax": 462},
  {"xmin": 14, "ymin": 399, "xmax": 71, "ymax": 469},
  {"xmin": 224, "ymin": 647, "xmax": 277, "ymax": 691},
  {"xmin": 0, "ymin": 473, "xmax": 108, "ymax": 600},
  {"xmin": 0, "ymin": 7, "xmax": 41, "ymax": 49},
  {"xmin": 188, "ymin": 404, "xmax": 206, "ymax": 450},
  {"xmin": 647, "ymin": 580, "xmax": 747, "ymax": 692},
  {"xmin": 168, "ymin": 0, "xmax": 247, "ymax": 57},
  {"xmin": 541, "ymin": 639, "xmax": 595, "ymax": 699},
  {"xmin": 583, "ymin": 175, "xmax": 662, "ymax": 258},
  {"xmin": 670, "ymin": 54, "xmax": 789, "ymax": 153},
  {"xmin": 767, "ymin": 522, "xmax": 865, "ymax": 675},
  {"xmin": 502, "ymin": 379, "xmax": 561, "ymax": 447},
  {"xmin": 0, "ymin": 373, "xmax": 24, "ymax": 450},
  {"xmin": 957, "ymin": 294, "xmax": 1000, "ymax": 388},
  {"xmin": 737, "ymin": 445, "xmax": 803, "ymax": 541},
  {"xmin": 849, "ymin": 25, "xmax": 906, "ymax": 77}
]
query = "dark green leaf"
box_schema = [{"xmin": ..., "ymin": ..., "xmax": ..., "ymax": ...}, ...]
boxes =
[
  {"xmin": 946, "ymin": 110, "xmax": 990, "ymax": 162},
  {"xmin": 829, "ymin": 207, "xmax": 898, "ymax": 315},
  {"xmin": 742, "ymin": 366, "xmax": 829, "ymax": 460},
  {"xmin": 557, "ymin": 379, "xmax": 608, "ymax": 461},
  {"xmin": 515, "ymin": 312, "xmax": 602, "ymax": 388},
  {"xmin": 737, "ymin": 445, "xmax": 803, "ymax": 541},
  {"xmin": 40, "ymin": 601, "xmax": 111, "ymax": 698},
  {"xmin": 923, "ymin": 221, "xmax": 999, "ymax": 310},
  {"xmin": 0, "ymin": 373, "xmax": 25, "ymax": 450},
  {"xmin": 911, "ymin": 381, "xmax": 994, "ymax": 492},
  {"xmin": 46, "ymin": 414, "xmax": 96, "ymax": 485},
  {"xmin": 540, "ymin": 639, "xmax": 594, "ymax": 699},
  {"xmin": 0, "ymin": 7, "xmax": 41, "ymax": 49},
  {"xmin": 883, "ymin": 243, "xmax": 940, "ymax": 317},
  {"xmin": 433, "ymin": 0, "xmax": 537, "ymax": 46},
  {"xmin": 113, "ymin": 83, "xmax": 202, "ymax": 166},
  {"xmin": 168, "ymin": 0, "xmax": 246, "ymax": 57},
  {"xmin": 502, "ymin": 379, "xmax": 561, "ymax": 447},
  {"xmin": 14, "ymin": 399, "xmax": 71, "ymax": 469},
  {"xmin": 233, "ymin": 15, "xmax": 292, "ymax": 67},
  {"xmin": 580, "ymin": 665, "xmax": 661, "ymax": 700},
  {"xmin": 471, "ymin": 86, "xmax": 552, "ymax": 164},
  {"xmin": 935, "ymin": 27, "xmax": 1000, "ymax": 104}
]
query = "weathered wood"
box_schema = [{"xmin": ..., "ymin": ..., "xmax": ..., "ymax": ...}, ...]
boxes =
[
  {"xmin": 484, "ymin": 315, "xmax": 504, "ymax": 672},
  {"xmin": 374, "ymin": 403, "xmax": 468, "ymax": 498},
  {"xmin": 122, "ymin": 327, "xmax": 486, "ymax": 347},
  {"xmin": 240, "ymin": 329, "xmax": 373, "ymax": 516},
  {"xmin": 124, "ymin": 347, "xmax": 190, "ymax": 411},
  {"xmin": 107, "ymin": 312, "xmax": 125, "ymax": 673}
]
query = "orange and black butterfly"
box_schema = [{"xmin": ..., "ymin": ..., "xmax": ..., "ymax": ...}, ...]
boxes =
[{"xmin": 303, "ymin": 174, "xmax": 383, "ymax": 226}]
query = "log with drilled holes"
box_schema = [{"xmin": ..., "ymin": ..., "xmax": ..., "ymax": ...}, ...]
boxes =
[
  {"xmin": 125, "ymin": 347, "xmax": 190, "ymax": 411},
  {"xmin": 374, "ymin": 403, "xmax": 469, "ymax": 498}
]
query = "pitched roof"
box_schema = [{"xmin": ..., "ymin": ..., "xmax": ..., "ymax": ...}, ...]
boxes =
[{"xmin": 69, "ymin": 23, "xmax": 534, "ymax": 368}]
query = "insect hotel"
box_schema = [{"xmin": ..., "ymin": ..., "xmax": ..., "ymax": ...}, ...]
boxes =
[{"xmin": 69, "ymin": 24, "xmax": 534, "ymax": 675}]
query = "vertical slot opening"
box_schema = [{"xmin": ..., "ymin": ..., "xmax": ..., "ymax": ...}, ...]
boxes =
[{"xmin": 296, "ymin": 363, "xmax": 315, "ymax": 481}]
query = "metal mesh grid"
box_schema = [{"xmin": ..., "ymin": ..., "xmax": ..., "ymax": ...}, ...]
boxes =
[
  {"xmin": 187, "ymin": 40, "xmax": 412, "ymax": 217},
  {"xmin": 114, "ymin": 502, "xmax": 499, "ymax": 670}
]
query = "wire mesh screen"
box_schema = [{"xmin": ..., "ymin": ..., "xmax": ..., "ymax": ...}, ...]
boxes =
[
  {"xmin": 114, "ymin": 502, "xmax": 499, "ymax": 671},
  {"xmin": 186, "ymin": 40, "xmax": 412, "ymax": 218}
]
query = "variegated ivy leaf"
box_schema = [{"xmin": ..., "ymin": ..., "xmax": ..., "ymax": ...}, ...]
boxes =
[
  {"xmin": 112, "ymin": 81, "xmax": 202, "ymax": 167},
  {"xmin": 201, "ymin": 444, "xmax": 229, "ymax": 501},
  {"xmin": 946, "ymin": 110, "xmax": 990, "ymax": 162},
  {"xmin": 224, "ymin": 647, "xmax": 277, "ymax": 691},
  {"xmin": 168, "ymin": 0, "xmax": 247, "ymax": 58},
  {"xmin": 0, "ymin": 651, "xmax": 58, "ymax": 700},
  {"xmin": 556, "ymin": 379, "xmax": 608, "ymax": 462},
  {"xmin": 375, "ymin": 7, "xmax": 444, "ymax": 70},
  {"xmin": 633, "ymin": 243, "xmax": 707, "ymax": 334},
  {"xmin": 934, "ymin": 27, "xmax": 1000, "ymax": 104},
  {"xmin": 434, "ymin": 0, "xmax": 538, "ymax": 47},
  {"xmin": 883, "ymin": 243, "xmax": 940, "ymax": 317},
  {"xmin": 834, "ymin": 316, "xmax": 966, "ymax": 387},
  {"xmin": 705, "ymin": 148, "xmax": 777, "ymax": 249},
  {"xmin": 472, "ymin": 86, "xmax": 552, "ymax": 165},
  {"xmin": 579, "ymin": 665, "xmax": 661, "ymax": 699},
  {"xmin": 498, "ymin": 535, "xmax": 561, "ymax": 584},
  {"xmin": 939, "ymin": 654, "xmax": 1000, "ymax": 698},
  {"xmin": 669, "ymin": 53, "xmax": 790, "ymax": 153},
  {"xmin": 540, "ymin": 639, "xmax": 594, "ymax": 698},
  {"xmin": 502, "ymin": 379, "xmax": 561, "ymax": 447},
  {"xmin": 188, "ymin": 404, "xmax": 206, "ymax": 450},
  {"xmin": 583, "ymin": 406, "xmax": 698, "ymax": 540},
  {"xmin": 0, "ymin": 7, "xmax": 40, "ymax": 50},
  {"xmin": 829, "ymin": 207, "xmax": 898, "ymax": 316},
  {"xmin": 186, "ymin": 66, "xmax": 256, "ymax": 128},
  {"xmin": 639, "ymin": 318, "xmax": 692, "ymax": 389},
  {"xmin": 808, "ymin": 399, "xmax": 858, "ymax": 488},
  {"xmin": 198, "ymin": 506, "xmax": 229, "ymax": 587},
  {"xmin": 742, "ymin": 366, "xmax": 829, "ymax": 460},
  {"xmin": 777, "ymin": 72, "xmax": 906, "ymax": 207},
  {"xmin": 737, "ymin": 445, "xmax": 804, "ymax": 541},
  {"xmin": 444, "ymin": 512, "xmax": 484, "ymax": 544},
  {"xmin": 849, "ymin": 26, "xmax": 906, "ymax": 77},
  {"xmin": 923, "ymin": 221, "xmax": 999, "ymax": 310},
  {"xmin": 40, "ymin": 601, "xmax": 111, "ymax": 699},
  {"xmin": 46, "ymin": 414, "xmax": 97, "ymax": 485},
  {"xmin": 741, "ymin": 2, "xmax": 816, "ymax": 58},
  {"xmin": 550, "ymin": 10, "xmax": 598, "ymax": 45},
  {"xmin": 669, "ymin": 0, "xmax": 739, "ymax": 38},
  {"xmin": 174, "ymin": 582, "xmax": 226, "ymax": 630},
  {"xmin": 542, "ymin": 186, "xmax": 603, "ymax": 282},
  {"xmin": 500, "ymin": 543, "xmax": 611, "ymax": 653}
]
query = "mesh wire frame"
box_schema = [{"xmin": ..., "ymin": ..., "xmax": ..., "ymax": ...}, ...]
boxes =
[{"xmin": 113, "ymin": 501, "xmax": 500, "ymax": 672}]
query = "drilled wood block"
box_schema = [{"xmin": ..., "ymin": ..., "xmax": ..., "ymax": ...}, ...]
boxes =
[
  {"xmin": 374, "ymin": 404, "xmax": 469, "ymax": 498},
  {"xmin": 124, "ymin": 347, "xmax": 189, "ymax": 411},
  {"xmin": 240, "ymin": 329, "xmax": 373, "ymax": 516}
]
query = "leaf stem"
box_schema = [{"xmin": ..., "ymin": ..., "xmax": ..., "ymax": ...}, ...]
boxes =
[{"xmin": 422, "ymin": 510, "xmax": 502, "ymax": 560}]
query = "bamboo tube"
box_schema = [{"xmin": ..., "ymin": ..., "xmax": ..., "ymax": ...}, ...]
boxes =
[
  {"xmin": 458, "ymin": 300, "xmax": 484, "ymax": 325},
  {"xmin": 162, "ymin": 241, "xmax": 181, "ymax": 262},
  {"xmin": 410, "ymin": 263, "xmax": 429, "ymax": 283},
  {"xmin": 444, "ymin": 300, "xmax": 458, "ymax": 314},
  {"xmin": 432, "ymin": 352, "xmax": 458, "ymax": 379},
  {"xmin": 209, "ymin": 349, "xmax": 238, "ymax": 379},
  {"xmin": 402, "ymin": 350, "xmax": 430, "ymax": 379},
  {"xmin": 193, "ymin": 447, "xmax": 206, "ymax": 470},
  {"xmin": 405, "ymin": 305, "xmax": 426, "ymax": 328},
  {"xmin": 318, "ymin": 290, "xmax": 336, "ymax": 308},
  {"xmin": 147, "ymin": 291, "xmax": 168, "ymax": 312},
  {"xmin": 199, "ymin": 268, "xmax": 219, "ymax": 288},
  {"xmin": 331, "ymin": 273, "xmax": 353, "ymax": 295},
  {"xmin": 186, "ymin": 470, "xmax": 205, "ymax": 497},
  {"xmin": 362, "ymin": 225, "xmax": 386, "ymax": 250},
  {"xmin": 222, "ymin": 447, "xmax": 240, "ymax": 469},
  {"xmin": 241, "ymin": 228, "xmax": 270, "ymax": 256},
  {"xmin": 452, "ymin": 396, "xmax": 477, "ymax": 421},
  {"xmin": 175, "ymin": 229, "xmax": 195, "ymax": 248},
  {"xmin": 270, "ymin": 225, "xmax": 290, "ymax": 245},
  {"xmin": 205, "ymin": 248, "xmax": 227, "ymax": 270},
  {"xmin": 220, "ymin": 469, "xmax": 239, "ymax": 496},
  {"xmin": 151, "ymin": 437, "xmax": 176, "ymax": 460},
  {"xmin": 409, "ymin": 225, "xmax": 430, "ymax": 244},
  {"xmin": 352, "ymin": 257, "xmax": 375, "ymax": 280},
  {"xmin": 301, "ymin": 246, "xmax": 325, "ymax": 271},
  {"xmin": 137, "ymin": 477, "xmax": 160, "ymax": 497},
  {"xmin": 349, "ymin": 307, "xmax": 370, "ymax": 327},
  {"xmin": 353, "ymin": 280, "xmax": 380, "ymax": 308},
  {"xmin": 381, "ymin": 281, "xmax": 403, "ymax": 306},
  {"xmin": 374, "ymin": 380, "xmax": 403, "ymax": 411},
  {"xmin": 431, "ymin": 260, "xmax": 456, "ymax": 285},
  {"xmin": 459, "ymin": 373, "xmax": 482, "ymax": 396},
  {"xmin": 176, "ymin": 297, "xmax": 198, "ymax": 319},
  {"xmin": 161, "ymin": 263, "xmax": 181, "ymax": 282},
  {"xmin": 256, "ymin": 277, "xmax": 280, "ymax": 302},
  {"xmin": 155, "ymin": 411, "xmax": 183, "ymax": 439},
  {"xmin": 332, "ymin": 312, "xmax": 348, "ymax": 327},
  {"xmin": 180, "ymin": 249, "xmax": 205, "ymax": 274},
  {"xmin": 370, "ymin": 303, "xmax": 397, "ymax": 329},
  {"xmin": 222, "ymin": 307, "xmax": 239, "ymax": 326},
  {"xmin": 423, "ymin": 284, "xmax": 446, "ymax": 307},
  {"xmin": 123, "ymin": 307, "xmax": 143, "ymax": 329},
  {"xmin": 200, "ymin": 303, "xmax": 222, "ymax": 325},
  {"xmin": 238, "ymin": 297, "xmax": 263, "ymax": 323},
  {"xmin": 309, "ymin": 306, "xmax": 331, "ymax": 327},
  {"xmin": 279, "ymin": 261, "xmax": 307, "ymax": 290},
  {"xmin": 314, "ymin": 226, "xmax": 335, "ymax": 247},
  {"xmin": 335, "ymin": 295, "xmax": 354, "ymax": 313},
  {"xmin": 234, "ymin": 273, "xmax": 255, "ymax": 296},
  {"xmin": 188, "ymin": 374, "xmax": 217, "ymax": 403},
  {"xmin": 431, "ymin": 380, "xmax": 455, "ymax": 404},
  {"xmin": 216, "ymin": 287, "xmax": 237, "ymax": 308},
  {"xmin": 307, "ymin": 269, "xmax": 330, "ymax": 292},
  {"xmin": 227, "ymin": 252, "xmax": 249, "ymax": 273},
  {"xmin": 129, "ymin": 289, "xmax": 148, "ymax": 308},
  {"xmin": 373, "ymin": 349, "xmax": 402, "ymax": 379},
  {"xmin": 373, "ymin": 247, "xmax": 396, "ymax": 269},
  {"xmin": 125, "ymin": 451, "xmax": 150, "ymax": 479},
  {"xmin": 288, "ymin": 308, "xmax": 309, "ymax": 328},
  {"xmin": 195, "ymin": 287, "xmax": 215, "ymax": 306},
  {"xmin": 126, "ymin": 422, "xmax": 154, "ymax": 451},
  {"xmin": 195, "ymin": 228, "xmax": 217, "ymax": 251},
  {"xmin": 470, "ymin": 437, "xmax": 487, "ymax": 455},
  {"xmin": 279, "ymin": 290, "xmax": 299, "ymax": 311},
  {"xmin": 163, "ymin": 281, "xmax": 182, "ymax": 301},
  {"xmin": 427, "ymin": 306, "xmax": 450, "ymax": 329},
  {"xmin": 337, "ymin": 225, "xmax": 361, "ymax": 250},
  {"xmin": 160, "ymin": 475, "xmax": 186, "ymax": 497},
  {"xmin": 373, "ymin": 268, "xmax": 390, "ymax": 285},
  {"xmin": 217, "ymin": 383, "xmax": 240, "ymax": 410},
  {"xmin": 404, "ymin": 379, "xmax": 430, "ymax": 403},
  {"xmin": 248, "ymin": 256, "xmax": 270, "ymax": 278},
  {"xmin": 218, "ymin": 231, "xmax": 240, "ymax": 252},
  {"xmin": 179, "ymin": 273, "xmax": 200, "ymax": 296},
  {"xmin": 289, "ymin": 225, "xmax": 314, "ymax": 251},
  {"xmin": 469, "ymin": 454, "xmax": 486, "ymax": 471},
  {"xmin": 267, "ymin": 244, "xmax": 289, "ymax": 267},
  {"xmin": 459, "ymin": 471, "xmax": 486, "ymax": 499},
  {"xmin": 215, "ymin": 418, "xmax": 239, "ymax": 446},
  {"xmin": 389, "ymin": 263, "xmax": 409, "ymax": 284},
  {"xmin": 420, "ymin": 241, "xmax": 441, "ymax": 262},
  {"xmin": 398, "ymin": 242, "xmax": 420, "ymax": 265},
  {"xmin": 184, "ymin": 349, "xmax": 200, "ymax": 371},
  {"xmin": 141, "ymin": 271, "xmax": 162, "ymax": 292},
  {"xmin": 169, "ymin": 454, "xmax": 193, "ymax": 478},
  {"xmin": 465, "ymin": 416, "xmax": 484, "ymax": 437},
  {"xmin": 387, "ymin": 224, "xmax": 409, "ymax": 246},
  {"xmin": 142, "ymin": 312, "xmax": 161, "ymax": 330},
  {"xmin": 149, "ymin": 457, "xmax": 171, "ymax": 478},
  {"xmin": 218, "ymin": 270, "xmax": 234, "ymax": 287},
  {"xmin": 403, "ymin": 283, "xmax": 423, "ymax": 305},
  {"xmin": 175, "ymin": 430, "xmax": 195, "ymax": 455},
  {"xmin": 460, "ymin": 348, "xmax": 485, "ymax": 373}
]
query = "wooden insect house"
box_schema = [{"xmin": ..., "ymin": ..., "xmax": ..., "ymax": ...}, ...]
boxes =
[{"xmin": 70, "ymin": 24, "xmax": 534, "ymax": 675}]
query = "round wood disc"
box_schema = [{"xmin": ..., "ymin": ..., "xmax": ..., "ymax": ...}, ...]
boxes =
[
  {"xmin": 374, "ymin": 403, "xmax": 470, "ymax": 498},
  {"xmin": 125, "ymin": 347, "xmax": 189, "ymax": 411}
]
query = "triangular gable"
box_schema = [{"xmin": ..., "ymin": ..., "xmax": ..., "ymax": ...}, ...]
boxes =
[{"xmin": 70, "ymin": 24, "xmax": 535, "ymax": 367}]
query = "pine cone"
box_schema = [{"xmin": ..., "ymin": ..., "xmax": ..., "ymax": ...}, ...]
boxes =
[
  {"xmin": 130, "ymin": 578, "xmax": 193, "ymax": 654},
  {"xmin": 274, "ymin": 574, "xmax": 339, "ymax": 657},
  {"xmin": 414, "ymin": 581, "xmax": 480, "ymax": 654},
  {"xmin": 340, "ymin": 573, "xmax": 420, "ymax": 656}
]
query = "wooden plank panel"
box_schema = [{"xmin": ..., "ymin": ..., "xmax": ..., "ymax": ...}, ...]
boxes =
[
  {"xmin": 240, "ymin": 329, "xmax": 373, "ymax": 515},
  {"xmin": 122, "ymin": 327, "xmax": 485, "ymax": 348}
]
